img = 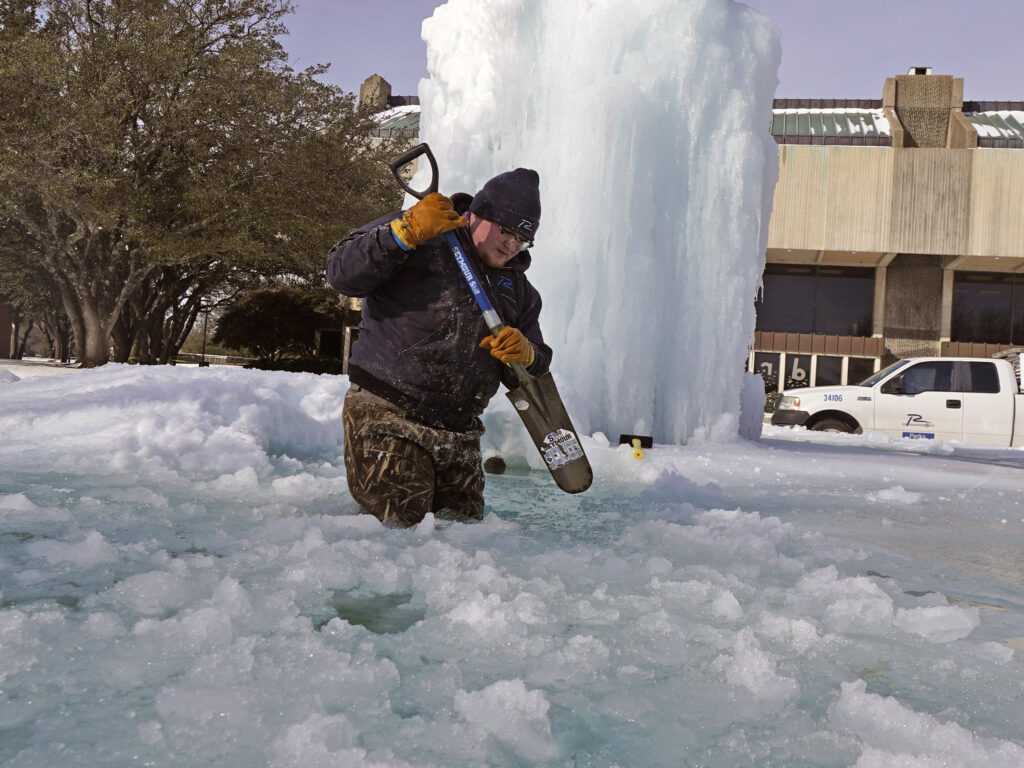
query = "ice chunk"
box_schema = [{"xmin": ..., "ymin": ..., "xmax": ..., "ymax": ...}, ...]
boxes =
[
  {"xmin": 0, "ymin": 493, "xmax": 38, "ymax": 512},
  {"xmin": 868, "ymin": 486, "xmax": 923, "ymax": 504},
  {"xmin": 712, "ymin": 629, "xmax": 799, "ymax": 703},
  {"xmin": 454, "ymin": 679, "xmax": 558, "ymax": 761},
  {"xmin": 740, "ymin": 372, "xmax": 767, "ymax": 441},
  {"xmin": 710, "ymin": 589, "xmax": 744, "ymax": 621},
  {"xmin": 893, "ymin": 605, "xmax": 980, "ymax": 643},
  {"xmin": 829, "ymin": 680, "xmax": 1024, "ymax": 766},
  {"xmin": 26, "ymin": 529, "xmax": 118, "ymax": 566},
  {"xmin": 756, "ymin": 613, "xmax": 821, "ymax": 654}
]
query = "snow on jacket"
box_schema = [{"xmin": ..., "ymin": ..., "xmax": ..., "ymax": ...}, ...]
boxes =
[{"xmin": 326, "ymin": 196, "xmax": 552, "ymax": 431}]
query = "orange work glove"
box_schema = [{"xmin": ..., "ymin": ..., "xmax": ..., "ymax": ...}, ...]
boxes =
[
  {"xmin": 479, "ymin": 327, "xmax": 535, "ymax": 366},
  {"xmin": 390, "ymin": 193, "xmax": 467, "ymax": 250}
]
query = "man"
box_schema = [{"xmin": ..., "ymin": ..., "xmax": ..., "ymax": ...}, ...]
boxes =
[{"xmin": 327, "ymin": 168, "xmax": 551, "ymax": 527}]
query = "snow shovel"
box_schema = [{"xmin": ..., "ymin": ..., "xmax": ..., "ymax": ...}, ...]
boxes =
[{"xmin": 389, "ymin": 143, "xmax": 593, "ymax": 494}]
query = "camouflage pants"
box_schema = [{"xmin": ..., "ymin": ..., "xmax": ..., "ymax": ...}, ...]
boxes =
[{"xmin": 342, "ymin": 385, "xmax": 485, "ymax": 528}]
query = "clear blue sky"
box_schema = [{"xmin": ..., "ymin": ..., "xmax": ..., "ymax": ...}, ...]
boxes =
[{"xmin": 280, "ymin": 0, "xmax": 1023, "ymax": 101}]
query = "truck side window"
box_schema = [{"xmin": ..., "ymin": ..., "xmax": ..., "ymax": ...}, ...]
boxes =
[
  {"xmin": 965, "ymin": 362, "xmax": 1000, "ymax": 393},
  {"xmin": 899, "ymin": 361, "xmax": 956, "ymax": 395}
]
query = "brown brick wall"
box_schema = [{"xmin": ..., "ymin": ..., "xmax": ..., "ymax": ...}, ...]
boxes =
[{"xmin": 753, "ymin": 331, "xmax": 883, "ymax": 357}]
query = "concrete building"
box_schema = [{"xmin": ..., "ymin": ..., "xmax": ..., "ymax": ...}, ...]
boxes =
[
  {"xmin": 756, "ymin": 67, "xmax": 1024, "ymax": 393},
  {"xmin": 351, "ymin": 72, "xmax": 1024, "ymax": 389}
]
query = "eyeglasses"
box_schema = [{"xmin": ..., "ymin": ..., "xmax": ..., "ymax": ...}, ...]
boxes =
[{"xmin": 497, "ymin": 225, "xmax": 533, "ymax": 252}]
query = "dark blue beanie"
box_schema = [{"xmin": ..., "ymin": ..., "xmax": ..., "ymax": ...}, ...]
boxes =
[{"xmin": 468, "ymin": 168, "xmax": 541, "ymax": 241}]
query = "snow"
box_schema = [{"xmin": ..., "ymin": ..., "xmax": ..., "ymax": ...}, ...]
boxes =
[
  {"xmin": 970, "ymin": 111, "xmax": 1024, "ymax": 139},
  {"xmin": 773, "ymin": 107, "xmax": 892, "ymax": 136},
  {"xmin": 0, "ymin": 358, "xmax": 80, "ymax": 379},
  {"xmin": 374, "ymin": 104, "xmax": 420, "ymax": 123},
  {"xmin": 2, "ymin": 362, "xmax": 1023, "ymax": 767},
  {"xmin": 416, "ymin": 0, "xmax": 780, "ymax": 444}
]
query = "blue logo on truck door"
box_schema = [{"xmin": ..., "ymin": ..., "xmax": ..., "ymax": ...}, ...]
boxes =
[
  {"xmin": 902, "ymin": 414, "xmax": 935, "ymax": 439},
  {"xmin": 904, "ymin": 414, "xmax": 933, "ymax": 428}
]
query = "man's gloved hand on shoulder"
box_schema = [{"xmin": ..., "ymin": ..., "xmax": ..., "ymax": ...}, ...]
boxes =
[
  {"xmin": 390, "ymin": 193, "xmax": 467, "ymax": 251},
  {"xmin": 480, "ymin": 327, "xmax": 535, "ymax": 366}
]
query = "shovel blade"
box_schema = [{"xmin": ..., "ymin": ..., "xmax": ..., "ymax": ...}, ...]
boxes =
[{"xmin": 506, "ymin": 372, "xmax": 593, "ymax": 494}]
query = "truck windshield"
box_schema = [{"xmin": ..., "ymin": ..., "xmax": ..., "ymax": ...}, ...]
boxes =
[{"xmin": 857, "ymin": 359, "xmax": 912, "ymax": 387}]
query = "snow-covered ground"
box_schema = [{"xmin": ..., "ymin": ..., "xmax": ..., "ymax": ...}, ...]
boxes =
[
  {"xmin": 2, "ymin": 363, "xmax": 1023, "ymax": 767},
  {"xmin": 0, "ymin": 357, "xmax": 81, "ymax": 378}
]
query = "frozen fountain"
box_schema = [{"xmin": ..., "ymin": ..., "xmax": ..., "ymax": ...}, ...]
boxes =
[{"xmin": 417, "ymin": 0, "xmax": 780, "ymax": 444}]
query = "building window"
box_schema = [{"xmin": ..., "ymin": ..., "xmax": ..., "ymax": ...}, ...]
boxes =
[
  {"xmin": 815, "ymin": 356, "xmax": 844, "ymax": 386},
  {"xmin": 756, "ymin": 265, "xmax": 874, "ymax": 336},
  {"xmin": 951, "ymin": 272, "xmax": 1022, "ymax": 344},
  {"xmin": 751, "ymin": 351, "xmax": 880, "ymax": 393},
  {"xmin": 847, "ymin": 357, "xmax": 877, "ymax": 385},
  {"xmin": 753, "ymin": 351, "xmax": 781, "ymax": 393}
]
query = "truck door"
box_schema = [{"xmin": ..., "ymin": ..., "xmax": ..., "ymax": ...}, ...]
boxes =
[
  {"xmin": 874, "ymin": 360, "xmax": 963, "ymax": 441},
  {"xmin": 959, "ymin": 361, "xmax": 1011, "ymax": 446}
]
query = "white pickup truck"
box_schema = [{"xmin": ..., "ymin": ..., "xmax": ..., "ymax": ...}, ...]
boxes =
[{"xmin": 771, "ymin": 350, "xmax": 1024, "ymax": 447}]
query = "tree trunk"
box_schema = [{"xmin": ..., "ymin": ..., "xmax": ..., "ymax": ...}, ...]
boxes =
[
  {"xmin": 15, "ymin": 319, "xmax": 34, "ymax": 358},
  {"xmin": 111, "ymin": 314, "xmax": 135, "ymax": 363},
  {"xmin": 41, "ymin": 314, "xmax": 73, "ymax": 363},
  {"xmin": 161, "ymin": 304, "xmax": 202, "ymax": 365},
  {"xmin": 43, "ymin": 329, "xmax": 56, "ymax": 358},
  {"xmin": 54, "ymin": 280, "xmax": 86, "ymax": 366},
  {"xmin": 75, "ymin": 298, "xmax": 114, "ymax": 367},
  {"xmin": 136, "ymin": 311, "xmax": 163, "ymax": 365},
  {"xmin": 55, "ymin": 324, "xmax": 73, "ymax": 363}
]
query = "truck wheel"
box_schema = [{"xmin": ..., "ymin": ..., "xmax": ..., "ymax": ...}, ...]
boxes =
[{"xmin": 811, "ymin": 418, "xmax": 853, "ymax": 434}]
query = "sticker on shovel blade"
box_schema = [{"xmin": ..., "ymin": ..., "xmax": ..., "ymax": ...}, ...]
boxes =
[{"xmin": 542, "ymin": 429, "xmax": 585, "ymax": 470}]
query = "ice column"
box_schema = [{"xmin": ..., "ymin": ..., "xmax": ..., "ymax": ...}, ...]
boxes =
[{"xmin": 419, "ymin": 0, "xmax": 780, "ymax": 444}]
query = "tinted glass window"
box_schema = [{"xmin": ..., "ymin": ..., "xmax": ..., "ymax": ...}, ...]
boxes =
[
  {"xmin": 756, "ymin": 265, "xmax": 873, "ymax": 336},
  {"xmin": 965, "ymin": 362, "xmax": 1000, "ymax": 393},
  {"xmin": 900, "ymin": 361, "xmax": 956, "ymax": 394},
  {"xmin": 756, "ymin": 267, "xmax": 815, "ymax": 333},
  {"xmin": 952, "ymin": 273, "xmax": 1012, "ymax": 344},
  {"xmin": 815, "ymin": 267, "xmax": 874, "ymax": 336},
  {"xmin": 1016, "ymin": 280, "xmax": 1024, "ymax": 345},
  {"xmin": 853, "ymin": 357, "xmax": 888, "ymax": 385},
  {"xmin": 815, "ymin": 356, "xmax": 843, "ymax": 386}
]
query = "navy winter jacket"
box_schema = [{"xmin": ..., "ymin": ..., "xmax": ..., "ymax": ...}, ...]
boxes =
[{"xmin": 326, "ymin": 197, "xmax": 551, "ymax": 431}]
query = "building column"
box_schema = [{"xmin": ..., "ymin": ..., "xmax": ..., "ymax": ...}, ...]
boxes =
[
  {"xmin": 939, "ymin": 255, "xmax": 970, "ymax": 344},
  {"xmin": 873, "ymin": 253, "xmax": 897, "ymax": 337},
  {"xmin": 882, "ymin": 253, "xmax": 945, "ymax": 361},
  {"xmin": 940, "ymin": 269, "xmax": 955, "ymax": 342}
]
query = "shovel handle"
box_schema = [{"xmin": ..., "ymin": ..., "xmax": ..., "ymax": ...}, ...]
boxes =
[
  {"xmin": 444, "ymin": 231, "xmax": 502, "ymax": 332},
  {"xmin": 389, "ymin": 143, "xmax": 439, "ymax": 201},
  {"xmin": 389, "ymin": 144, "xmax": 532, "ymax": 387},
  {"xmin": 445, "ymin": 232, "xmax": 532, "ymax": 383}
]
